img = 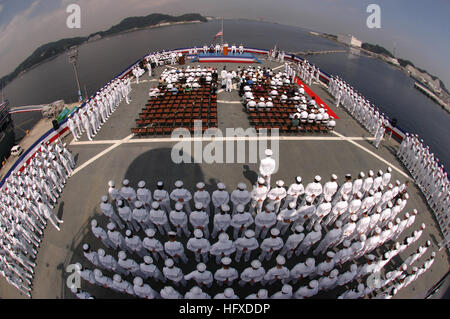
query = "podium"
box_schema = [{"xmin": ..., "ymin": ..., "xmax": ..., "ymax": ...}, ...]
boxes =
[{"xmin": 223, "ymin": 44, "xmax": 229, "ymax": 56}]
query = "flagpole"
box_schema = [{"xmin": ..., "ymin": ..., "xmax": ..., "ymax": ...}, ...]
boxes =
[{"xmin": 221, "ymin": 17, "xmax": 224, "ymax": 46}]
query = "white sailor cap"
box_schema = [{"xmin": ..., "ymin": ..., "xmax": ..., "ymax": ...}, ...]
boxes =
[
  {"xmin": 359, "ymin": 172, "xmax": 365, "ymax": 178},
  {"xmin": 421, "ymin": 223, "xmax": 426, "ymax": 229},
  {"xmin": 133, "ymin": 277, "xmax": 143, "ymax": 286},
  {"xmin": 165, "ymin": 259, "xmax": 174, "ymax": 267},
  {"xmin": 91, "ymin": 219, "xmax": 98, "ymax": 227},
  {"xmin": 107, "ymin": 223, "xmax": 115, "ymax": 230},
  {"xmin": 101, "ymin": 196, "xmax": 108, "ymax": 202},
  {"xmin": 387, "ymin": 201, "xmax": 393, "ymax": 208},
  {"xmin": 314, "ymin": 224, "xmax": 322, "ymax": 232},
  {"xmin": 330, "ymin": 269, "xmax": 339, "ymax": 278},
  {"xmin": 305, "ymin": 258, "xmax": 315, "ymax": 267},
  {"xmin": 265, "ymin": 149, "xmax": 273, "ymax": 156},
  {"xmin": 387, "ymin": 222, "xmax": 393, "ymax": 228},
  {"xmin": 108, "ymin": 180, "xmax": 115, "ymax": 187},
  {"xmin": 191, "ymin": 286, "xmax": 202, "ymax": 294},
  {"xmin": 168, "ymin": 231, "xmax": 177, "ymax": 237},
  {"xmin": 144, "ymin": 256, "xmax": 153, "ymax": 264},
  {"xmin": 145, "ymin": 228, "xmax": 156, "ymax": 237},
  {"xmin": 197, "ymin": 263, "xmax": 206, "ymax": 272},
  {"xmin": 82, "ymin": 244, "xmax": 90, "ymax": 251},
  {"xmin": 295, "ymin": 176, "xmax": 302, "ymax": 183},
  {"xmin": 368, "ymin": 170, "xmax": 374, "ymax": 177},
  {"xmin": 395, "ymin": 218, "xmax": 401, "ymax": 224},
  {"xmin": 327, "ymin": 251, "xmax": 335, "ymax": 258},
  {"xmin": 342, "ymin": 194, "xmax": 349, "ymax": 201},
  {"xmin": 260, "ymin": 97, "xmax": 265, "ymax": 101},
  {"xmin": 335, "ymin": 220, "xmax": 343, "ymax": 228},
  {"xmin": 113, "ymin": 274, "xmax": 121, "ymax": 282},
  {"xmin": 366, "ymin": 254, "xmax": 376, "ymax": 261},
  {"xmin": 404, "ymin": 193, "xmax": 409, "ymax": 199},
  {"xmin": 258, "ymin": 177, "xmax": 266, "ymax": 185},
  {"xmin": 194, "ymin": 229, "xmax": 203, "ymax": 238},
  {"xmin": 175, "ymin": 180, "xmax": 183, "ymax": 187},
  {"xmin": 221, "ymin": 257, "xmax": 232, "ymax": 265},
  {"xmin": 387, "ymin": 167, "xmax": 392, "ymax": 172},
  {"xmin": 125, "ymin": 229, "xmax": 132, "ymax": 237},
  {"xmin": 388, "ymin": 183, "xmax": 393, "ymax": 189},
  {"xmin": 151, "ymin": 201, "xmax": 160, "ymax": 209},
  {"xmin": 368, "ymin": 189, "xmax": 375, "ymax": 196},
  {"xmin": 350, "ymin": 215, "xmax": 358, "ymax": 222},
  {"xmin": 257, "ymin": 289, "xmax": 268, "ymax": 298},
  {"xmin": 122, "ymin": 179, "xmax": 130, "ymax": 186},
  {"xmin": 343, "ymin": 240, "xmax": 351, "ymax": 247},
  {"xmin": 331, "ymin": 174, "xmax": 338, "ymax": 180},
  {"xmin": 271, "ymin": 228, "xmax": 280, "ymax": 237},
  {"xmin": 98, "ymin": 249, "xmax": 105, "ymax": 256},
  {"xmin": 288, "ymin": 201, "xmax": 297, "ymax": 209},
  {"xmin": 138, "ymin": 181, "xmax": 146, "ymax": 188},
  {"xmin": 237, "ymin": 183, "xmax": 247, "ymax": 190},
  {"xmin": 196, "ymin": 182, "xmax": 205, "ymax": 189},
  {"xmin": 243, "ymin": 257, "xmax": 260, "ymax": 268},
  {"xmin": 135, "ymin": 201, "xmax": 143, "ymax": 208},
  {"xmin": 294, "ymin": 225, "xmax": 304, "ymax": 233},
  {"xmin": 157, "ymin": 181, "xmax": 164, "ymax": 187},
  {"xmin": 175, "ymin": 202, "xmax": 183, "ymax": 211},
  {"xmin": 276, "ymin": 180, "xmax": 285, "ymax": 187},
  {"xmin": 412, "ymin": 267, "xmax": 418, "ymax": 272},
  {"xmin": 374, "ymin": 227, "xmax": 382, "ymax": 234},
  {"xmin": 224, "ymin": 288, "xmax": 234, "ymax": 298},
  {"xmin": 219, "ymin": 233, "xmax": 229, "ymax": 241},
  {"xmin": 309, "ymin": 280, "xmax": 318, "ymax": 288},
  {"xmin": 217, "ymin": 183, "xmax": 226, "ymax": 190},
  {"xmin": 118, "ymin": 251, "xmax": 126, "ymax": 260},
  {"xmin": 276, "ymin": 255, "xmax": 286, "ymax": 265},
  {"xmin": 412, "ymin": 209, "xmax": 418, "ymax": 215},
  {"xmin": 314, "ymin": 175, "xmax": 322, "ymax": 182},
  {"xmin": 282, "ymin": 284, "xmax": 293, "ymax": 294},
  {"xmin": 431, "ymin": 252, "xmax": 436, "ymax": 257}
]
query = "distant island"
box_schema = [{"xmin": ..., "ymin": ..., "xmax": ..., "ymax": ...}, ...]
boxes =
[
  {"xmin": 0, "ymin": 13, "xmax": 208, "ymax": 88},
  {"xmin": 313, "ymin": 32, "xmax": 450, "ymax": 111}
]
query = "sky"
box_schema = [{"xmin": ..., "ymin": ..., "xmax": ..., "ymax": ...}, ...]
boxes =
[{"xmin": 0, "ymin": 0, "xmax": 449, "ymax": 86}]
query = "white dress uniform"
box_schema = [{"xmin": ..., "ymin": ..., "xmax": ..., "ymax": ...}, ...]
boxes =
[
  {"xmin": 304, "ymin": 176, "xmax": 323, "ymax": 203},
  {"xmin": 277, "ymin": 201, "xmax": 300, "ymax": 235},
  {"xmin": 230, "ymin": 205, "xmax": 254, "ymax": 239},
  {"xmin": 120, "ymin": 180, "xmax": 137, "ymax": 207},
  {"xmin": 164, "ymin": 232, "xmax": 188, "ymax": 264},
  {"xmin": 212, "ymin": 205, "xmax": 232, "ymax": 238},
  {"xmin": 296, "ymin": 224, "xmax": 322, "ymax": 256},
  {"xmin": 212, "ymin": 183, "xmax": 230, "ymax": 215},
  {"xmin": 250, "ymin": 179, "xmax": 269, "ymax": 215},
  {"xmin": 133, "ymin": 277, "xmax": 159, "ymax": 299},
  {"xmin": 140, "ymin": 256, "xmax": 165, "ymax": 282},
  {"xmin": 163, "ymin": 259, "xmax": 186, "ymax": 287},
  {"xmin": 259, "ymin": 228, "xmax": 284, "ymax": 261},
  {"xmin": 185, "ymin": 286, "xmax": 211, "ymax": 299},
  {"xmin": 100, "ymin": 196, "xmax": 126, "ymax": 228},
  {"xmin": 83, "ymin": 244, "xmax": 102, "ymax": 268},
  {"xmin": 214, "ymin": 257, "xmax": 239, "ymax": 286},
  {"xmin": 194, "ymin": 183, "xmax": 211, "ymax": 215},
  {"xmin": 106, "ymin": 223, "xmax": 128, "ymax": 252},
  {"xmin": 132, "ymin": 201, "xmax": 153, "ymax": 230},
  {"xmin": 324, "ymin": 196, "xmax": 348, "ymax": 227},
  {"xmin": 315, "ymin": 252, "xmax": 336, "ymax": 277},
  {"xmin": 184, "ymin": 263, "xmax": 214, "ymax": 288},
  {"xmin": 295, "ymin": 280, "xmax": 319, "ymax": 299},
  {"xmin": 263, "ymin": 256, "xmax": 290, "ymax": 285},
  {"xmin": 189, "ymin": 203, "xmax": 210, "ymax": 238},
  {"xmin": 153, "ymin": 182, "xmax": 171, "ymax": 213},
  {"xmin": 230, "ymin": 183, "xmax": 251, "ymax": 215},
  {"xmin": 318, "ymin": 269, "xmax": 339, "ymax": 291},
  {"xmin": 187, "ymin": 229, "xmax": 211, "ymax": 263},
  {"xmin": 309, "ymin": 200, "xmax": 332, "ymax": 231},
  {"xmin": 234, "ymin": 230, "xmax": 259, "ymax": 262},
  {"xmin": 90, "ymin": 220, "xmax": 114, "ymax": 248},
  {"xmin": 313, "ymin": 222, "xmax": 342, "ymax": 256},
  {"xmin": 137, "ymin": 181, "xmax": 152, "ymax": 209},
  {"xmin": 143, "ymin": 228, "xmax": 167, "ymax": 261},
  {"xmin": 210, "ymin": 233, "xmax": 236, "ymax": 264},
  {"xmin": 160, "ymin": 286, "xmax": 182, "ymax": 299},
  {"xmin": 254, "ymin": 204, "xmax": 277, "ymax": 239},
  {"xmin": 214, "ymin": 288, "xmax": 239, "ymax": 299},
  {"xmin": 239, "ymin": 260, "xmax": 266, "ymax": 286},
  {"xmin": 280, "ymin": 225, "xmax": 305, "ymax": 259},
  {"xmin": 292, "ymin": 200, "xmax": 316, "ymax": 228},
  {"xmin": 118, "ymin": 251, "xmax": 145, "ymax": 277},
  {"xmin": 290, "ymin": 258, "xmax": 316, "ymax": 284},
  {"xmin": 259, "ymin": 149, "xmax": 276, "ymax": 188},
  {"xmin": 271, "ymin": 284, "xmax": 294, "ymax": 299},
  {"xmin": 169, "ymin": 203, "xmax": 191, "ymax": 237},
  {"xmin": 267, "ymin": 181, "xmax": 287, "ymax": 213},
  {"xmin": 98, "ymin": 249, "xmax": 129, "ymax": 276},
  {"xmin": 124, "ymin": 230, "xmax": 147, "ymax": 258},
  {"xmin": 281, "ymin": 177, "xmax": 305, "ymax": 209},
  {"xmin": 149, "ymin": 201, "xmax": 171, "ymax": 235},
  {"xmin": 336, "ymin": 264, "xmax": 358, "ymax": 287},
  {"xmin": 93, "ymin": 269, "xmax": 113, "ymax": 289},
  {"xmin": 170, "ymin": 181, "xmax": 192, "ymax": 214}
]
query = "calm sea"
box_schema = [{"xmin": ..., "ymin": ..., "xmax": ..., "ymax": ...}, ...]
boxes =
[{"xmin": 4, "ymin": 19, "xmax": 450, "ymax": 169}]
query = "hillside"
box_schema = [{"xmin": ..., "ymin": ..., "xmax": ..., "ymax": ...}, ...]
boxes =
[{"xmin": 0, "ymin": 13, "xmax": 207, "ymax": 87}]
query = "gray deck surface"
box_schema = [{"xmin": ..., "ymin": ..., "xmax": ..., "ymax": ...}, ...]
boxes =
[{"xmin": 0, "ymin": 57, "xmax": 448, "ymax": 299}]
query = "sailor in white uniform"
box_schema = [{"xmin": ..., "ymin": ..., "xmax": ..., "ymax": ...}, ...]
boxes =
[
  {"xmin": 280, "ymin": 225, "xmax": 305, "ymax": 259},
  {"xmin": 212, "ymin": 204, "xmax": 232, "ymax": 239},
  {"xmin": 187, "ymin": 229, "xmax": 211, "ymax": 263},
  {"xmin": 194, "ymin": 182, "xmax": 211, "ymax": 216},
  {"xmin": 184, "ymin": 263, "xmax": 214, "ymax": 288},
  {"xmin": 212, "ymin": 183, "xmax": 230, "ymax": 215},
  {"xmin": 214, "ymin": 257, "xmax": 239, "ymax": 286},
  {"xmin": 142, "ymin": 228, "xmax": 166, "ymax": 261},
  {"xmin": 250, "ymin": 177, "xmax": 269, "ymax": 215},
  {"xmin": 239, "ymin": 259, "xmax": 266, "ymax": 286},
  {"xmin": 230, "ymin": 183, "xmax": 251, "ymax": 215},
  {"xmin": 210, "ymin": 232, "xmax": 236, "ymax": 264},
  {"xmin": 259, "ymin": 149, "xmax": 277, "ymax": 188},
  {"xmin": 170, "ymin": 180, "xmax": 192, "ymax": 214},
  {"xmin": 254, "ymin": 203, "xmax": 277, "ymax": 239},
  {"xmin": 169, "ymin": 202, "xmax": 191, "ymax": 237}
]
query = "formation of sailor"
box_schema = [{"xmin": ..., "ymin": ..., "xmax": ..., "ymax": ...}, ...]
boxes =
[
  {"xmin": 296, "ymin": 59, "xmax": 321, "ymax": 86},
  {"xmin": 239, "ymin": 65, "xmax": 335, "ymax": 130},
  {"xmin": 68, "ymin": 75, "xmax": 131, "ymax": 142},
  {"xmin": 397, "ymin": 133, "xmax": 449, "ymax": 248},
  {"xmin": 0, "ymin": 139, "xmax": 75, "ymax": 296},
  {"xmin": 73, "ymin": 162, "xmax": 433, "ymax": 299},
  {"xmin": 328, "ymin": 75, "xmax": 390, "ymax": 141}
]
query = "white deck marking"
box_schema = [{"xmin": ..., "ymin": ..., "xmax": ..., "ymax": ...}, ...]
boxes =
[
  {"xmin": 217, "ymin": 100, "xmax": 242, "ymax": 104},
  {"xmin": 332, "ymin": 131, "xmax": 410, "ymax": 179},
  {"xmin": 71, "ymin": 134, "xmax": 134, "ymax": 177},
  {"xmin": 272, "ymin": 65, "xmax": 284, "ymax": 70},
  {"xmin": 71, "ymin": 135, "xmax": 376, "ymax": 146}
]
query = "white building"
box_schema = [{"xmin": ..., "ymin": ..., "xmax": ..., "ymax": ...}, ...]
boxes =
[{"xmin": 337, "ymin": 34, "xmax": 362, "ymax": 48}]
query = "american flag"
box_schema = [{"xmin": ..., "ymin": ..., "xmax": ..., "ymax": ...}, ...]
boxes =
[{"xmin": 213, "ymin": 31, "xmax": 223, "ymax": 41}]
